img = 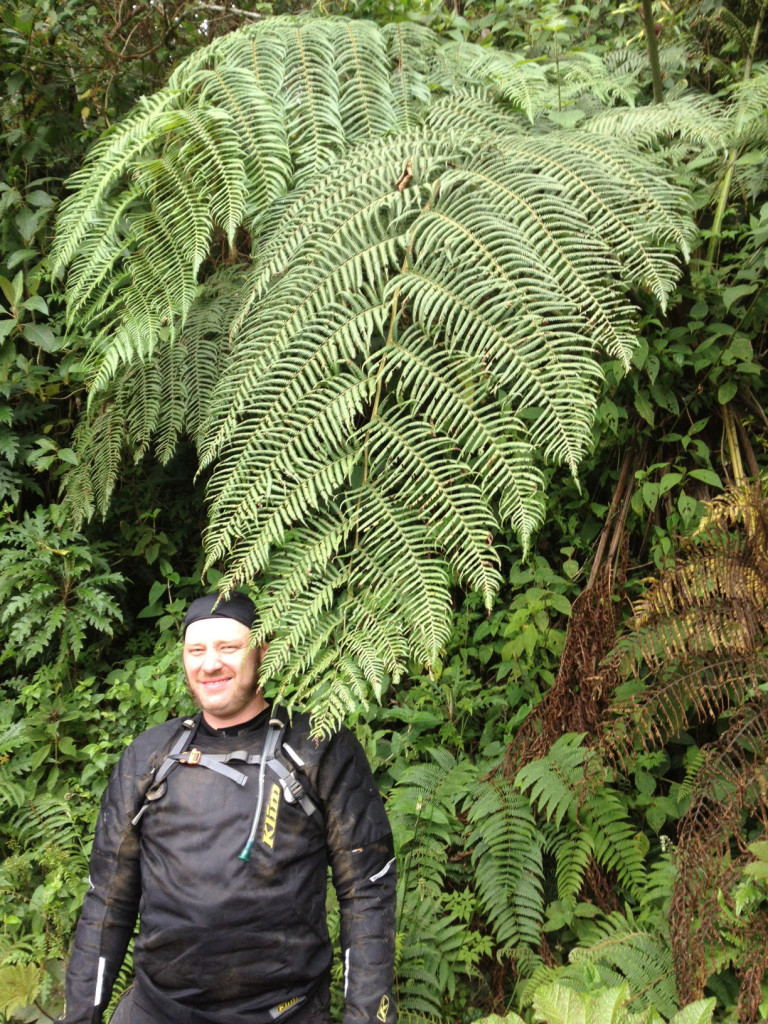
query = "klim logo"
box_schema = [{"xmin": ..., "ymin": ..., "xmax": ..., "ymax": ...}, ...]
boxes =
[
  {"xmin": 376, "ymin": 995, "xmax": 390, "ymax": 1022},
  {"xmin": 275, "ymin": 997, "xmax": 301, "ymax": 1015},
  {"xmin": 262, "ymin": 783, "xmax": 281, "ymax": 848}
]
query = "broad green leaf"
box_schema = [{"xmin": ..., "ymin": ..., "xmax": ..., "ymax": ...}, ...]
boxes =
[
  {"xmin": 722, "ymin": 284, "xmax": 756, "ymax": 310},
  {"xmin": 669, "ymin": 998, "xmax": 715, "ymax": 1024},
  {"xmin": 717, "ymin": 381, "xmax": 737, "ymax": 404},
  {"xmin": 23, "ymin": 323, "xmax": 61, "ymax": 352},
  {"xmin": 0, "ymin": 318, "xmax": 17, "ymax": 339},
  {"xmin": 634, "ymin": 391, "xmax": 654, "ymax": 426},
  {"xmin": 22, "ymin": 294, "xmax": 48, "ymax": 315},
  {"xmin": 687, "ymin": 468, "xmax": 722, "ymax": 488}
]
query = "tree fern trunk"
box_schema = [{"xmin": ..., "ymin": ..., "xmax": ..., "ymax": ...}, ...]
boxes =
[{"xmin": 641, "ymin": 0, "xmax": 663, "ymax": 105}]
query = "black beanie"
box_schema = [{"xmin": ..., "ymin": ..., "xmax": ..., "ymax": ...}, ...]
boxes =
[{"xmin": 183, "ymin": 593, "xmax": 255, "ymax": 636}]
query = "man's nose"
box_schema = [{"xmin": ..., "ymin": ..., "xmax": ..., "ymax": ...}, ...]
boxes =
[{"xmin": 201, "ymin": 648, "xmax": 222, "ymax": 672}]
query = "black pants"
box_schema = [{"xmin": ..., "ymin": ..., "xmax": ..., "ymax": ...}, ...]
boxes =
[{"xmin": 110, "ymin": 983, "xmax": 331, "ymax": 1024}]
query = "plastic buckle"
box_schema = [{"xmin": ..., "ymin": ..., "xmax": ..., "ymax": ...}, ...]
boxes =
[
  {"xmin": 180, "ymin": 748, "xmax": 202, "ymax": 765},
  {"xmin": 280, "ymin": 774, "xmax": 304, "ymax": 804}
]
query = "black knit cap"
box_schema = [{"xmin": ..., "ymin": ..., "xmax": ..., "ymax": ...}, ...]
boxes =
[{"xmin": 183, "ymin": 593, "xmax": 256, "ymax": 637}]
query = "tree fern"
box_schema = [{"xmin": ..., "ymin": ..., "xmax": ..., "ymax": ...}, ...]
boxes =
[
  {"xmin": 602, "ymin": 484, "xmax": 768, "ymax": 761},
  {"xmin": 51, "ymin": 17, "xmax": 696, "ymax": 720}
]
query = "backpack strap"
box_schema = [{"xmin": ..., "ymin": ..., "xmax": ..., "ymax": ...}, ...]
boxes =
[
  {"xmin": 238, "ymin": 717, "xmax": 283, "ymax": 862},
  {"xmin": 131, "ymin": 715, "xmax": 201, "ymax": 826},
  {"xmin": 269, "ymin": 737, "xmax": 322, "ymax": 820}
]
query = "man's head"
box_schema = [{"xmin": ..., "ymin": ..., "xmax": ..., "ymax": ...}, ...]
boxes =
[{"xmin": 182, "ymin": 593, "xmax": 267, "ymax": 729}]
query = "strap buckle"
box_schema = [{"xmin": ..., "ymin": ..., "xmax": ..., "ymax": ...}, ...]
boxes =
[
  {"xmin": 180, "ymin": 748, "xmax": 202, "ymax": 765},
  {"xmin": 280, "ymin": 773, "xmax": 305, "ymax": 804}
]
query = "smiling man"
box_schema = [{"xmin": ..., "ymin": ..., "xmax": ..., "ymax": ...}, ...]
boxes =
[
  {"xmin": 182, "ymin": 607, "xmax": 268, "ymax": 727},
  {"xmin": 57, "ymin": 593, "xmax": 397, "ymax": 1024}
]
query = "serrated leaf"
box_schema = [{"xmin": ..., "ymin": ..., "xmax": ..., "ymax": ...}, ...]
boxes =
[
  {"xmin": 22, "ymin": 294, "xmax": 48, "ymax": 315},
  {"xmin": 6, "ymin": 248, "xmax": 38, "ymax": 269},
  {"xmin": 57, "ymin": 448, "xmax": 79, "ymax": 466},
  {"xmin": 57, "ymin": 735, "xmax": 77, "ymax": 756},
  {"xmin": 549, "ymin": 593, "xmax": 572, "ymax": 616},
  {"xmin": 0, "ymin": 275, "xmax": 15, "ymax": 308},
  {"xmin": 722, "ymin": 284, "xmax": 756, "ymax": 310},
  {"xmin": 26, "ymin": 189, "xmax": 55, "ymax": 209},
  {"xmin": 669, "ymin": 997, "xmax": 715, "ymax": 1024}
]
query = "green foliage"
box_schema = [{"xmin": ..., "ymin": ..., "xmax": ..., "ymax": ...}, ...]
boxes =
[
  {"xmin": 529, "ymin": 981, "xmax": 714, "ymax": 1024},
  {"xmin": 1, "ymin": 3, "xmax": 768, "ymax": 1022},
  {"xmin": 517, "ymin": 735, "xmax": 647, "ymax": 901},
  {"xmin": 0, "ymin": 507, "xmax": 123, "ymax": 673},
  {"xmin": 50, "ymin": 16, "xmax": 696, "ymax": 729}
]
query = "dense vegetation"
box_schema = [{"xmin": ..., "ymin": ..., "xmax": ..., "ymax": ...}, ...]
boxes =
[{"xmin": 1, "ymin": 1, "xmax": 767, "ymax": 1022}]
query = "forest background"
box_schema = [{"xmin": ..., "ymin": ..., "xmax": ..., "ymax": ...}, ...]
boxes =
[{"xmin": 1, "ymin": 1, "xmax": 768, "ymax": 1023}]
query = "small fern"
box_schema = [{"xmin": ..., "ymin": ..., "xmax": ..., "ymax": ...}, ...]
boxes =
[
  {"xmin": 516, "ymin": 734, "xmax": 646, "ymax": 899},
  {"xmin": 468, "ymin": 775, "xmax": 544, "ymax": 952}
]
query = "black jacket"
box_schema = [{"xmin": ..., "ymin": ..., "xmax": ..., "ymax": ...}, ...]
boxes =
[{"xmin": 61, "ymin": 711, "xmax": 396, "ymax": 1024}]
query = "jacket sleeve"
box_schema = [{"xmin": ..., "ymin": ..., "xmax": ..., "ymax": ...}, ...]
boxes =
[
  {"xmin": 61, "ymin": 744, "xmax": 146, "ymax": 1024},
  {"xmin": 318, "ymin": 728, "xmax": 397, "ymax": 1024}
]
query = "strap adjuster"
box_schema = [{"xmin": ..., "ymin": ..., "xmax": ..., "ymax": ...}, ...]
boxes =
[
  {"xmin": 280, "ymin": 774, "xmax": 305, "ymax": 804},
  {"xmin": 180, "ymin": 748, "xmax": 202, "ymax": 765}
]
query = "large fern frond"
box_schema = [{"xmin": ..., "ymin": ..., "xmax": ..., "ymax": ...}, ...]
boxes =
[{"xmin": 53, "ymin": 17, "xmax": 695, "ymax": 719}]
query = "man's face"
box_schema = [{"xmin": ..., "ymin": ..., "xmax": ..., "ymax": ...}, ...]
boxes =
[{"xmin": 182, "ymin": 617, "xmax": 267, "ymax": 728}]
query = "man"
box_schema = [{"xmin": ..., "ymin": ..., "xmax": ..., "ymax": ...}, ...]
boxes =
[{"xmin": 58, "ymin": 593, "xmax": 397, "ymax": 1024}]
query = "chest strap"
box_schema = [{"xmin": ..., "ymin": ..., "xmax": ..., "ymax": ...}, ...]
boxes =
[{"xmin": 170, "ymin": 750, "xmax": 250, "ymax": 786}]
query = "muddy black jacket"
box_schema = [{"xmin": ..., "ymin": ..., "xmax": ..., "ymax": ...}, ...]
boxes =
[{"xmin": 62, "ymin": 711, "xmax": 396, "ymax": 1024}]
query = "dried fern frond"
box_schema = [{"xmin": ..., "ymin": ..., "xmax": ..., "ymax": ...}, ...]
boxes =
[
  {"xmin": 603, "ymin": 484, "xmax": 768, "ymax": 762},
  {"xmin": 671, "ymin": 696, "xmax": 768, "ymax": 1011}
]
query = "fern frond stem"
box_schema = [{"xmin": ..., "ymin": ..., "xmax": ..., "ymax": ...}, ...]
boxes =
[
  {"xmin": 704, "ymin": 157, "xmax": 736, "ymax": 273},
  {"xmin": 366, "ymin": 281, "xmax": 404, "ymax": 482},
  {"xmin": 744, "ymin": 0, "xmax": 767, "ymax": 83},
  {"xmin": 608, "ymin": 437, "xmax": 647, "ymax": 572},
  {"xmin": 347, "ymin": 199, "xmax": 430, "ymax": 609},
  {"xmin": 587, "ymin": 443, "xmax": 636, "ymax": 588},
  {"xmin": 345, "ymin": 282, "xmax": 405, "ymax": 613},
  {"xmin": 704, "ymin": 0, "xmax": 766, "ymax": 272},
  {"xmin": 734, "ymin": 409, "xmax": 761, "ymax": 479},
  {"xmin": 721, "ymin": 402, "xmax": 746, "ymax": 486},
  {"xmin": 641, "ymin": 0, "xmax": 664, "ymax": 105},
  {"xmin": 196, "ymin": 2, "xmax": 263, "ymax": 18}
]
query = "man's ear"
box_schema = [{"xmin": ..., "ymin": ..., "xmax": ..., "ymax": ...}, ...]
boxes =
[{"xmin": 257, "ymin": 641, "xmax": 269, "ymax": 667}]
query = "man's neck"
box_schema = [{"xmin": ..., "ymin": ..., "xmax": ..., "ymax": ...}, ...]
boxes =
[{"xmin": 200, "ymin": 705, "xmax": 271, "ymax": 737}]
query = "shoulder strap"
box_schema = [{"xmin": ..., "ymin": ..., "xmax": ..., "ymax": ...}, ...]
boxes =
[
  {"xmin": 131, "ymin": 715, "xmax": 201, "ymax": 826},
  {"xmin": 238, "ymin": 717, "xmax": 284, "ymax": 862},
  {"xmin": 266, "ymin": 711, "xmax": 323, "ymax": 821}
]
